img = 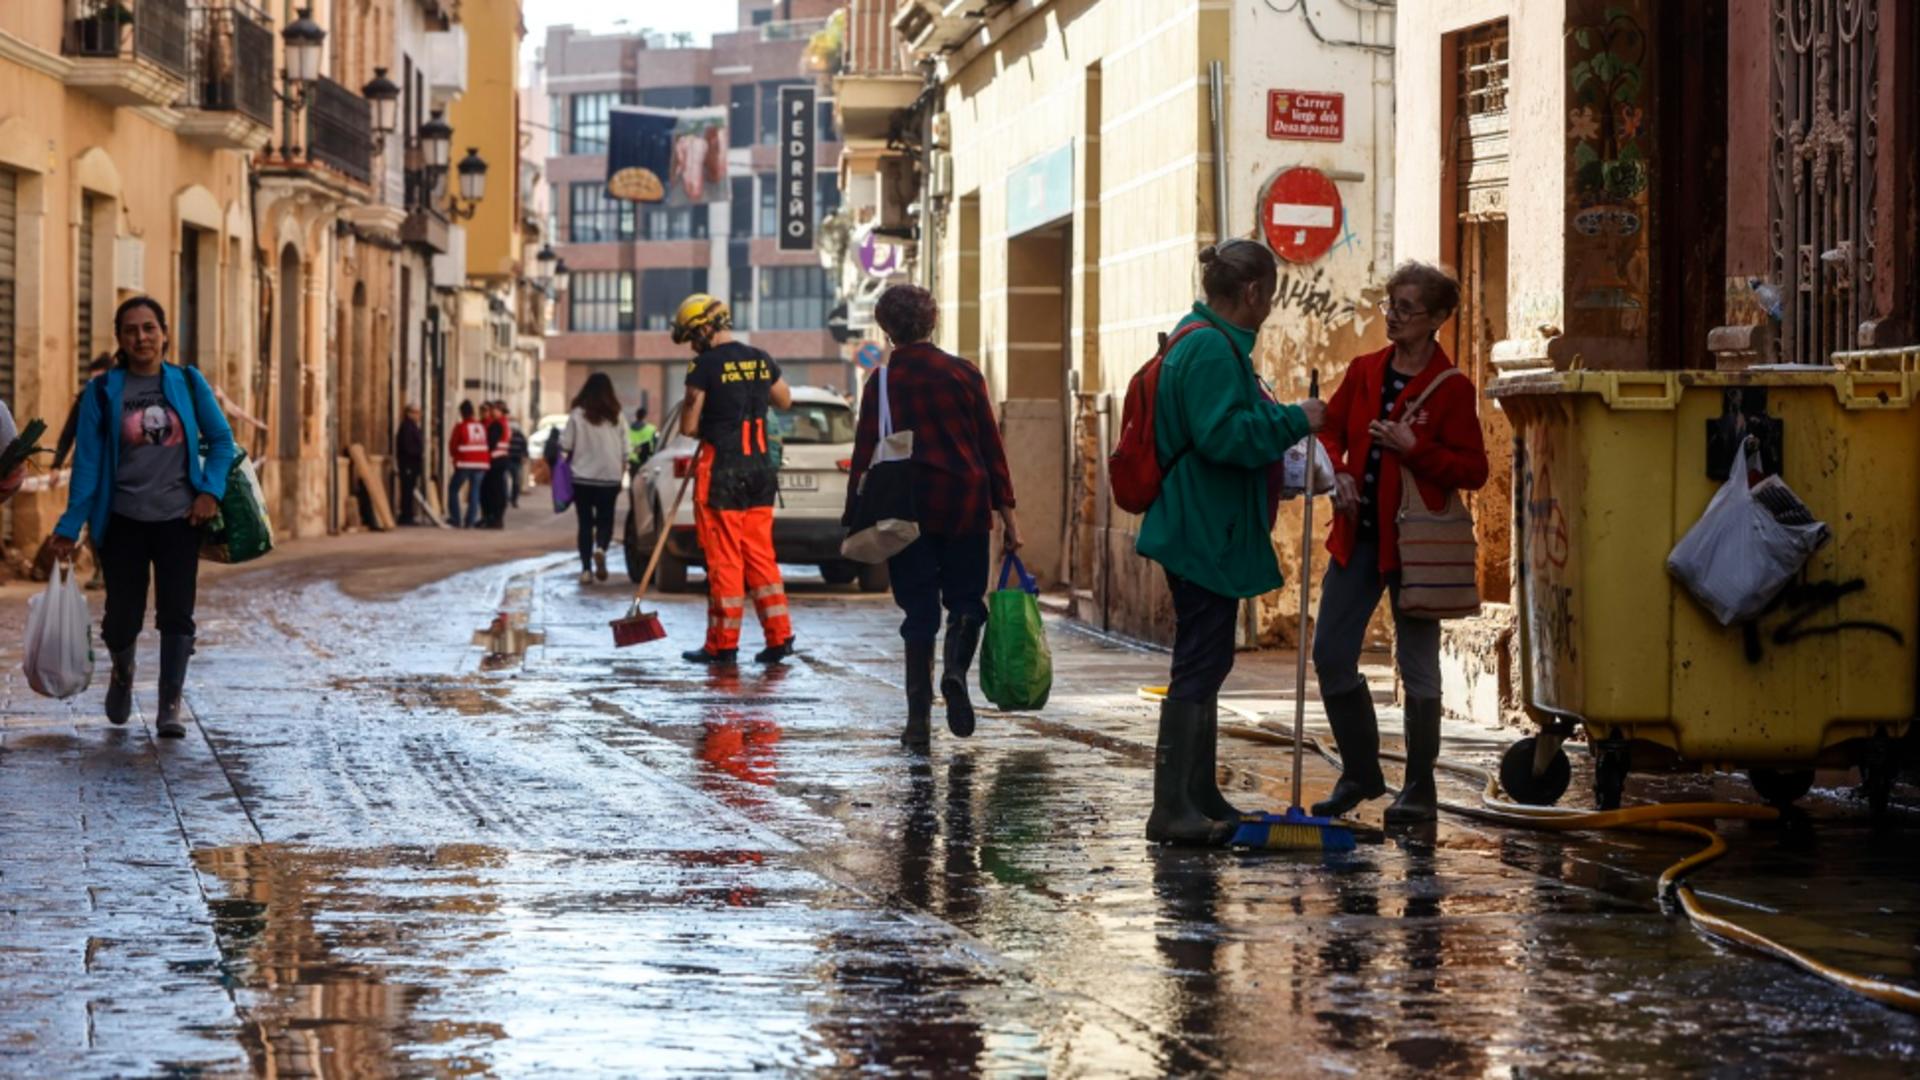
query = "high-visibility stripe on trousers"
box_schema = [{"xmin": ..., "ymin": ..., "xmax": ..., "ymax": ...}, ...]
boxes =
[{"xmin": 695, "ymin": 444, "xmax": 794, "ymax": 653}]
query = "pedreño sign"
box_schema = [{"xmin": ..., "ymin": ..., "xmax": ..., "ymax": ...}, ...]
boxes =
[
  {"xmin": 778, "ymin": 85, "xmax": 817, "ymax": 251},
  {"xmin": 1267, "ymin": 90, "xmax": 1345, "ymax": 143}
]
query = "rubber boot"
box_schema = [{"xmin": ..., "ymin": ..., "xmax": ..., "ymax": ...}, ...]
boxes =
[
  {"xmin": 941, "ymin": 616, "xmax": 983, "ymax": 738},
  {"xmin": 754, "ymin": 637, "xmax": 797, "ymax": 665},
  {"xmin": 1188, "ymin": 700, "xmax": 1243, "ymax": 822},
  {"xmin": 902, "ymin": 640, "xmax": 935, "ymax": 748},
  {"xmin": 105, "ymin": 647, "xmax": 136, "ymax": 726},
  {"xmin": 682, "ymin": 647, "xmax": 738, "ymax": 665},
  {"xmin": 154, "ymin": 635, "xmax": 193, "ymax": 739},
  {"xmin": 1310, "ymin": 684, "xmax": 1388, "ymax": 819},
  {"xmin": 1384, "ymin": 698, "xmax": 1442, "ymax": 826},
  {"xmin": 1145, "ymin": 699, "xmax": 1236, "ymax": 847}
]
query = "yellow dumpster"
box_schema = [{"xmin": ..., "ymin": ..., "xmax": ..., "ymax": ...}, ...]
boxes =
[{"xmin": 1489, "ymin": 351, "xmax": 1920, "ymax": 813}]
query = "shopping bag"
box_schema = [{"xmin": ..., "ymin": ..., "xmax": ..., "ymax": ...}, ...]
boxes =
[
  {"xmin": 842, "ymin": 366, "xmax": 919, "ymax": 564},
  {"xmin": 979, "ymin": 553, "xmax": 1052, "ymax": 711},
  {"xmin": 23, "ymin": 561, "xmax": 94, "ymax": 699},
  {"xmin": 1667, "ymin": 442, "xmax": 1830, "ymax": 626},
  {"xmin": 200, "ymin": 450, "xmax": 275, "ymax": 564},
  {"xmin": 1280, "ymin": 437, "xmax": 1336, "ymax": 499},
  {"xmin": 551, "ymin": 456, "xmax": 575, "ymax": 512}
]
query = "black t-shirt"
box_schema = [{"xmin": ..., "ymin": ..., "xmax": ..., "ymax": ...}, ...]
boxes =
[
  {"xmin": 1357, "ymin": 369, "xmax": 1413, "ymax": 537},
  {"xmin": 685, "ymin": 342, "xmax": 782, "ymax": 452}
]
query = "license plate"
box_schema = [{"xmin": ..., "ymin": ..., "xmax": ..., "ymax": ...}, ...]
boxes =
[{"xmin": 778, "ymin": 473, "xmax": 818, "ymax": 491}]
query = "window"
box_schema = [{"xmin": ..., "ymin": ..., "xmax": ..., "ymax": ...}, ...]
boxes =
[
  {"xmin": 758, "ymin": 172, "xmax": 777, "ymax": 237},
  {"xmin": 548, "ymin": 181, "xmax": 562, "ymax": 244},
  {"xmin": 641, "ymin": 85, "xmax": 711, "ymax": 109},
  {"xmin": 816, "ymin": 172, "xmax": 841, "ymax": 220},
  {"xmin": 759, "ymin": 80, "xmax": 806, "ymax": 145},
  {"xmin": 757, "ymin": 266, "xmax": 831, "ymax": 331},
  {"xmin": 642, "ymin": 205, "xmax": 709, "ymax": 241},
  {"xmin": 730, "ymin": 176, "xmax": 754, "ymax": 237},
  {"xmin": 571, "ymin": 92, "xmax": 622, "ymax": 153},
  {"xmin": 772, "ymin": 401, "xmax": 855, "ymax": 445},
  {"xmin": 751, "ymin": 7, "xmax": 773, "ymax": 26},
  {"xmin": 817, "ymin": 98, "xmax": 838, "ymax": 143},
  {"xmin": 549, "ymin": 95, "xmax": 567, "ymax": 155},
  {"xmin": 729, "ymin": 84, "xmax": 755, "ymax": 149},
  {"xmin": 729, "ymin": 241, "xmax": 752, "ymax": 328},
  {"xmin": 570, "ymin": 182, "xmax": 634, "ymax": 243},
  {"xmin": 640, "ymin": 269, "xmax": 709, "ymax": 331},
  {"xmin": 569, "ymin": 271, "xmax": 634, "ymax": 332}
]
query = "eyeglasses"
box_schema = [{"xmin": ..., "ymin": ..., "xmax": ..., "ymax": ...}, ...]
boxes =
[{"xmin": 1377, "ymin": 300, "xmax": 1430, "ymax": 319}]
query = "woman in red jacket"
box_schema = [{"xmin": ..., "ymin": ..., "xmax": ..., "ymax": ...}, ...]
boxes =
[{"xmin": 1312, "ymin": 262, "xmax": 1489, "ymax": 825}]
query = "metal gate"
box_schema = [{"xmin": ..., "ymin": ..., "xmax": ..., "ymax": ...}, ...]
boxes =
[
  {"xmin": 0, "ymin": 171, "xmax": 16, "ymax": 404},
  {"xmin": 78, "ymin": 193, "xmax": 96, "ymax": 383}
]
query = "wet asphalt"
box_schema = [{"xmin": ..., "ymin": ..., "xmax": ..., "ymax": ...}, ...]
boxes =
[{"xmin": 1, "ymin": 538, "xmax": 1918, "ymax": 1077}]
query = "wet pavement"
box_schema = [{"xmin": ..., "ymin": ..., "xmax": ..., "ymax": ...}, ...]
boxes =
[{"xmin": 2, "ymin": 529, "xmax": 1918, "ymax": 1077}]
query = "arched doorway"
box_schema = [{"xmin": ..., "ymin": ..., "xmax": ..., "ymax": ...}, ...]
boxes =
[{"xmin": 277, "ymin": 244, "xmax": 302, "ymax": 529}]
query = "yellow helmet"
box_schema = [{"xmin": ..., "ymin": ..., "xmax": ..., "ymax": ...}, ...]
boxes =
[{"xmin": 671, "ymin": 293, "xmax": 731, "ymax": 345}]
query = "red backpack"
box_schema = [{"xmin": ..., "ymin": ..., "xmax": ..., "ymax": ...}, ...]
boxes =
[{"xmin": 1108, "ymin": 323, "xmax": 1218, "ymax": 514}]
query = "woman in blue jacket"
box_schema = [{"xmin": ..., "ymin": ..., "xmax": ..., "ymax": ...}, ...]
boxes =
[{"xmin": 49, "ymin": 297, "xmax": 236, "ymax": 738}]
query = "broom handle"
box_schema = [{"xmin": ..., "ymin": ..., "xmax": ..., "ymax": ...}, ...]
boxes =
[
  {"xmin": 632, "ymin": 466, "xmax": 696, "ymax": 606},
  {"xmin": 1292, "ymin": 370, "xmax": 1320, "ymax": 810}
]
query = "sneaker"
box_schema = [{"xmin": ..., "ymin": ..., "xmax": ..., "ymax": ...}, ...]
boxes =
[
  {"xmin": 579, "ymin": 569, "xmax": 594, "ymax": 585},
  {"xmin": 594, "ymin": 548, "xmax": 608, "ymax": 582}
]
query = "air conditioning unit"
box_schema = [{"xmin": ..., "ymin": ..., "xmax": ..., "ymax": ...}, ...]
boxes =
[
  {"xmin": 927, "ymin": 150, "xmax": 953, "ymax": 199},
  {"xmin": 893, "ymin": 0, "xmax": 981, "ymax": 54}
]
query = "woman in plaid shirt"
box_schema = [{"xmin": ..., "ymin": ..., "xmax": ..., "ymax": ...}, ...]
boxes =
[{"xmin": 846, "ymin": 285, "xmax": 1022, "ymax": 747}]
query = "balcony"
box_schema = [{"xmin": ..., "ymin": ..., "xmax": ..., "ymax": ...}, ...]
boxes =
[
  {"xmin": 178, "ymin": 2, "xmax": 273, "ymax": 151},
  {"xmin": 62, "ymin": 0, "xmax": 192, "ymax": 108},
  {"xmin": 837, "ymin": 0, "xmax": 922, "ymax": 143},
  {"xmin": 305, "ymin": 76, "xmax": 373, "ymax": 185}
]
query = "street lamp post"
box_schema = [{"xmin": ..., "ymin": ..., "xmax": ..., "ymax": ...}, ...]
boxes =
[
  {"xmin": 362, "ymin": 67, "xmax": 402, "ymax": 155},
  {"xmin": 277, "ymin": 6, "xmax": 326, "ymax": 159},
  {"xmin": 447, "ymin": 147, "xmax": 488, "ymax": 222}
]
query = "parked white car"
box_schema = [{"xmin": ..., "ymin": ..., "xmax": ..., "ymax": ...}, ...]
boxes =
[
  {"xmin": 625, "ymin": 387, "xmax": 887, "ymax": 592},
  {"xmin": 525, "ymin": 413, "xmax": 571, "ymax": 467}
]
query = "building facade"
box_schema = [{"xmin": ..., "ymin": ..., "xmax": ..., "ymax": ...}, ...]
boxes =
[{"xmin": 540, "ymin": 0, "xmax": 848, "ymax": 420}]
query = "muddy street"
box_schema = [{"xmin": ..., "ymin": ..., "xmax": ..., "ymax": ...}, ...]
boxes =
[{"xmin": 2, "ymin": 533, "xmax": 1917, "ymax": 1078}]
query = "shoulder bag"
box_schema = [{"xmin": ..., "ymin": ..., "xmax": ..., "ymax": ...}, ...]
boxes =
[
  {"xmin": 840, "ymin": 366, "xmax": 919, "ymax": 564},
  {"xmin": 1394, "ymin": 368, "xmax": 1479, "ymax": 620}
]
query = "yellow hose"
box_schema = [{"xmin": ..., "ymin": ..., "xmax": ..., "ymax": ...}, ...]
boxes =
[{"xmin": 1142, "ymin": 688, "xmax": 1920, "ymax": 1016}]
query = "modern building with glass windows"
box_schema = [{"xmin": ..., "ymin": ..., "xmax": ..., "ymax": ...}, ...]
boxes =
[{"xmin": 538, "ymin": 2, "xmax": 845, "ymax": 418}]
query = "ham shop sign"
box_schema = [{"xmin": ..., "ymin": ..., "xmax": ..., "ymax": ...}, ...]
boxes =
[{"xmin": 1267, "ymin": 90, "xmax": 1345, "ymax": 142}]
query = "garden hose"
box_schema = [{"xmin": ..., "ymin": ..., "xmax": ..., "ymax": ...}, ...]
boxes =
[{"xmin": 1136, "ymin": 686, "xmax": 1920, "ymax": 1015}]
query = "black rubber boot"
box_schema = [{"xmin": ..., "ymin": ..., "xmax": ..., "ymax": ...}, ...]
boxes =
[
  {"xmin": 154, "ymin": 635, "xmax": 193, "ymax": 739},
  {"xmin": 1145, "ymin": 699, "xmax": 1235, "ymax": 847},
  {"xmin": 105, "ymin": 647, "xmax": 136, "ymax": 727},
  {"xmin": 902, "ymin": 640, "xmax": 935, "ymax": 748},
  {"xmin": 940, "ymin": 616, "xmax": 983, "ymax": 737},
  {"xmin": 754, "ymin": 638, "xmax": 796, "ymax": 664},
  {"xmin": 1188, "ymin": 700, "xmax": 1243, "ymax": 822},
  {"xmin": 682, "ymin": 647, "xmax": 739, "ymax": 665},
  {"xmin": 1385, "ymin": 698, "xmax": 1443, "ymax": 825},
  {"xmin": 1310, "ymin": 684, "xmax": 1388, "ymax": 818}
]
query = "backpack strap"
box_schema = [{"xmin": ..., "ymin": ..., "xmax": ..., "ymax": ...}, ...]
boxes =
[{"xmin": 1157, "ymin": 321, "xmax": 1235, "ymax": 474}]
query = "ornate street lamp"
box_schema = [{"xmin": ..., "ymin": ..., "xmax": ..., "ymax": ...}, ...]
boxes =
[
  {"xmin": 276, "ymin": 6, "xmax": 326, "ymax": 158},
  {"xmin": 362, "ymin": 67, "xmax": 402, "ymax": 149},
  {"xmin": 418, "ymin": 109, "xmax": 453, "ymax": 171},
  {"xmin": 442, "ymin": 147, "xmax": 488, "ymax": 221}
]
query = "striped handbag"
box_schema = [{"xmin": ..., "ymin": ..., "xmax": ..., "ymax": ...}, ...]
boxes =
[{"xmin": 1394, "ymin": 369, "xmax": 1480, "ymax": 620}]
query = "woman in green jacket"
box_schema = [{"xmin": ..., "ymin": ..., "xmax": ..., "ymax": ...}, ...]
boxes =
[{"xmin": 1137, "ymin": 240, "xmax": 1324, "ymax": 846}]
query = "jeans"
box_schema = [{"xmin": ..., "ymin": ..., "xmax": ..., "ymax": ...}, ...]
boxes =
[
  {"xmin": 509, "ymin": 461, "xmax": 525, "ymax": 507},
  {"xmin": 887, "ymin": 532, "xmax": 989, "ymax": 643},
  {"xmin": 1312, "ymin": 537, "xmax": 1443, "ymax": 700},
  {"xmin": 573, "ymin": 482, "xmax": 620, "ymax": 569},
  {"xmin": 100, "ymin": 515, "xmax": 201, "ymax": 652},
  {"xmin": 1166, "ymin": 571, "xmax": 1240, "ymax": 704},
  {"xmin": 449, "ymin": 468, "xmax": 485, "ymax": 527}
]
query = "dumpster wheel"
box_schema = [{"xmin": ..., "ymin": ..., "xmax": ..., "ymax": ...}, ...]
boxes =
[
  {"xmin": 1499, "ymin": 736, "xmax": 1572, "ymax": 806},
  {"xmin": 1192, "ymin": 697, "xmax": 1920, "ymax": 1017}
]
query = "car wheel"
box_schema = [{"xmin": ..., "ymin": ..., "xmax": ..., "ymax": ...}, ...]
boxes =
[
  {"xmin": 819, "ymin": 562, "xmax": 858, "ymax": 586},
  {"xmin": 657, "ymin": 550, "xmax": 690, "ymax": 593},
  {"xmin": 858, "ymin": 562, "xmax": 890, "ymax": 593}
]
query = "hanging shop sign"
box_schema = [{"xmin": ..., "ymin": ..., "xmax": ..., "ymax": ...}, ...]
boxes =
[
  {"xmin": 1267, "ymin": 90, "xmax": 1345, "ymax": 142},
  {"xmin": 1258, "ymin": 166, "xmax": 1344, "ymax": 264},
  {"xmin": 778, "ymin": 85, "xmax": 817, "ymax": 251},
  {"xmin": 1005, "ymin": 141, "xmax": 1074, "ymax": 237},
  {"xmin": 857, "ymin": 227, "xmax": 906, "ymax": 278}
]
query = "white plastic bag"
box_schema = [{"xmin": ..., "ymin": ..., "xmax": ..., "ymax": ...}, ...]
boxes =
[
  {"xmin": 23, "ymin": 561, "xmax": 95, "ymax": 699},
  {"xmin": 1281, "ymin": 437, "xmax": 1336, "ymax": 500},
  {"xmin": 1667, "ymin": 443, "xmax": 1830, "ymax": 626}
]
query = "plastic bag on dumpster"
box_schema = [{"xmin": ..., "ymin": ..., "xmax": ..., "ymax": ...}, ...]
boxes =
[
  {"xmin": 1667, "ymin": 442, "xmax": 1830, "ymax": 626},
  {"xmin": 23, "ymin": 562, "xmax": 94, "ymax": 699},
  {"xmin": 979, "ymin": 553, "xmax": 1052, "ymax": 711},
  {"xmin": 1280, "ymin": 437, "xmax": 1336, "ymax": 500}
]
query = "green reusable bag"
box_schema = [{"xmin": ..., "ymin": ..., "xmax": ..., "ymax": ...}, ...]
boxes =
[
  {"xmin": 200, "ymin": 449, "xmax": 275, "ymax": 564},
  {"xmin": 979, "ymin": 553, "xmax": 1052, "ymax": 711}
]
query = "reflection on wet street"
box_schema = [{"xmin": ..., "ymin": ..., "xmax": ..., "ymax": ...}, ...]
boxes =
[{"xmin": 2, "ymin": 553, "xmax": 1917, "ymax": 1076}]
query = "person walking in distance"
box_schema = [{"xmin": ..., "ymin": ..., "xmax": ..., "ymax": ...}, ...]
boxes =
[
  {"xmin": 1312, "ymin": 262, "xmax": 1488, "ymax": 826},
  {"xmin": 560, "ymin": 374, "xmax": 628, "ymax": 584},
  {"xmin": 671, "ymin": 294, "xmax": 796, "ymax": 666},
  {"xmin": 1136, "ymin": 241, "xmax": 1326, "ymax": 846},
  {"xmin": 626, "ymin": 406, "xmax": 658, "ymax": 475},
  {"xmin": 846, "ymin": 285, "xmax": 1021, "ymax": 746},
  {"xmin": 395, "ymin": 403, "xmax": 425, "ymax": 525},
  {"xmin": 47, "ymin": 297, "xmax": 238, "ymax": 738},
  {"xmin": 506, "ymin": 404, "xmax": 530, "ymax": 509},
  {"xmin": 448, "ymin": 400, "xmax": 489, "ymax": 528}
]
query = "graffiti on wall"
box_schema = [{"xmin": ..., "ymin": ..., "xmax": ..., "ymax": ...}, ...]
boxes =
[
  {"xmin": 1565, "ymin": 3, "xmax": 1653, "ymax": 342},
  {"xmin": 1743, "ymin": 577, "xmax": 1905, "ymax": 663}
]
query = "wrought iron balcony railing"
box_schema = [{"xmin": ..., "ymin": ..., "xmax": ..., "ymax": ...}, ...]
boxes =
[
  {"xmin": 187, "ymin": 1, "xmax": 273, "ymax": 125},
  {"xmin": 304, "ymin": 76, "xmax": 373, "ymax": 185},
  {"xmin": 64, "ymin": 0, "xmax": 191, "ymax": 81}
]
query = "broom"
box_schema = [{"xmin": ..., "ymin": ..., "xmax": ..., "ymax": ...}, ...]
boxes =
[
  {"xmin": 611, "ymin": 467, "xmax": 695, "ymax": 647},
  {"xmin": 1230, "ymin": 370, "xmax": 1355, "ymax": 853}
]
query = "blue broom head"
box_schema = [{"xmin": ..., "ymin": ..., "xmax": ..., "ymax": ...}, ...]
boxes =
[{"xmin": 1229, "ymin": 807, "xmax": 1356, "ymax": 853}]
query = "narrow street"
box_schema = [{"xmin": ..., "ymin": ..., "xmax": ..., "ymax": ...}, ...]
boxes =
[{"xmin": 2, "ymin": 523, "xmax": 1915, "ymax": 1077}]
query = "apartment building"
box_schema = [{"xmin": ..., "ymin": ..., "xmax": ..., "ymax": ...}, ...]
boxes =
[{"xmin": 541, "ymin": 0, "xmax": 846, "ymax": 418}]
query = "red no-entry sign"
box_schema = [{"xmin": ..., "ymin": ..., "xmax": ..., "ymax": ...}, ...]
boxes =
[{"xmin": 1259, "ymin": 167, "xmax": 1344, "ymax": 264}]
